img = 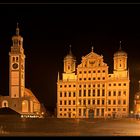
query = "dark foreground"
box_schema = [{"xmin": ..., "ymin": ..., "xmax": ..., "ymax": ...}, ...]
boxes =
[{"xmin": 0, "ymin": 115, "xmax": 140, "ymax": 136}]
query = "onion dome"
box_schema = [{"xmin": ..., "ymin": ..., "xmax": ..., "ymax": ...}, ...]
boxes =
[{"xmin": 114, "ymin": 41, "xmax": 127, "ymax": 57}]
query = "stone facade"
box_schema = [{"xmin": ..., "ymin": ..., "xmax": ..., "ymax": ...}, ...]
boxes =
[{"xmin": 57, "ymin": 43, "xmax": 130, "ymax": 119}]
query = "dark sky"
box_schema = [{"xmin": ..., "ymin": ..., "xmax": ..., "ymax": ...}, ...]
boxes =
[{"xmin": 0, "ymin": 3, "xmax": 140, "ymax": 112}]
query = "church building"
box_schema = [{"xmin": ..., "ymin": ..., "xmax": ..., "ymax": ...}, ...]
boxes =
[
  {"xmin": 0, "ymin": 24, "xmax": 42, "ymax": 117},
  {"xmin": 57, "ymin": 42, "xmax": 130, "ymax": 119}
]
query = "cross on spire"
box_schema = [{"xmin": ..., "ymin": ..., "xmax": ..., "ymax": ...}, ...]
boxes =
[
  {"xmin": 69, "ymin": 44, "xmax": 72, "ymax": 55},
  {"xmin": 16, "ymin": 22, "xmax": 19, "ymax": 36},
  {"xmin": 91, "ymin": 46, "xmax": 94, "ymax": 52},
  {"xmin": 119, "ymin": 40, "xmax": 122, "ymax": 50}
]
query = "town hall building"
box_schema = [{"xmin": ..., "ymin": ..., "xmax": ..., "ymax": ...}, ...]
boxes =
[{"xmin": 57, "ymin": 42, "xmax": 130, "ymax": 119}]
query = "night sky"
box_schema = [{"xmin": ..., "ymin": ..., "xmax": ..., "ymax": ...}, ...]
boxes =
[{"xmin": 0, "ymin": 3, "xmax": 140, "ymax": 112}]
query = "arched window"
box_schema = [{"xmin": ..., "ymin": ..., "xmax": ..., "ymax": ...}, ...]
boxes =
[
  {"xmin": 22, "ymin": 100, "xmax": 29, "ymax": 113},
  {"xmin": 2, "ymin": 100, "xmax": 8, "ymax": 107}
]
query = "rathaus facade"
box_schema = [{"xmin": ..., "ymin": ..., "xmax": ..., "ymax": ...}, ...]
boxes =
[{"xmin": 57, "ymin": 43, "xmax": 130, "ymax": 119}]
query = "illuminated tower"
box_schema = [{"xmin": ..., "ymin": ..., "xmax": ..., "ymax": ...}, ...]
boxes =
[
  {"xmin": 64, "ymin": 45, "xmax": 76, "ymax": 74},
  {"xmin": 113, "ymin": 41, "xmax": 128, "ymax": 78},
  {"xmin": 9, "ymin": 23, "xmax": 25, "ymax": 98}
]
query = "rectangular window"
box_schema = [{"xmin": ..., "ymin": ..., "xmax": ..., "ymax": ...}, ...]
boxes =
[
  {"xmin": 96, "ymin": 109, "xmax": 99, "ymax": 116},
  {"xmin": 93, "ymin": 70, "xmax": 96, "ymax": 73},
  {"xmin": 69, "ymin": 100, "xmax": 71, "ymax": 105},
  {"xmin": 118, "ymin": 91, "xmax": 121, "ymax": 96},
  {"xmin": 88, "ymin": 100, "xmax": 90, "ymax": 105},
  {"xmin": 113, "ymin": 100, "xmax": 116, "ymax": 105},
  {"xmin": 79, "ymin": 85, "xmax": 81, "ymax": 88},
  {"xmin": 123, "ymin": 91, "xmax": 126, "ymax": 96},
  {"xmin": 102, "ymin": 89, "xmax": 105, "ymax": 96},
  {"xmin": 60, "ymin": 85, "xmax": 62, "ymax": 88},
  {"xmin": 60, "ymin": 101, "xmax": 62, "ymax": 105},
  {"xmin": 98, "ymin": 70, "xmax": 100, "ymax": 73},
  {"xmin": 101, "ymin": 108, "xmax": 104, "ymax": 116},
  {"xmin": 84, "ymin": 90, "xmax": 86, "ymax": 96},
  {"xmin": 97, "ymin": 89, "xmax": 100, "ymax": 96},
  {"xmin": 73, "ymin": 84, "xmax": 76, "ymax": 87},
  {"xmin": 79, "ymin": 90, "xmax": 81, "ymax": 97},
  {"xmin": 124, "ymin": 83, "xmax": 126, "ymax": 86},
  {"xmin": 89, "ymin": 71, "xmax": 91, "ymax": 73},
  {"xmin": 79, "ymin": 71, "xmax": 82, "ymax": 74},
  {"xmin": 98, "ymin": 77, "xmax": 100, "ymax": 80},
  {"xmin": 123, "ymin": 100, "xmax": 126, "ymax": 105},
  {"xmin": 118, "ymin": 100, "xmax": 121, "ymax": 105},
  {"xmin": 123, "ymin": 108, "xmax": 126, "ymax": 111},
  {"xmin": 103, "ymin": 70, "xmax": 105, "ymax": 73},
  {"xmin": 64, "ymin": 100, "xmax": 66, "ymax": 105},
  {"xmin": 92, "ymin": 100, "xmax": 95, "ymax": 105},
  {"xmin": 69, "ymin": 85, "xmax": 71, "ymax": 87},
  {"xmin": 73, "ymin": 92, "xmax": 76, "ymax": 97},
  {"xmin": 113, "ymin": 91, "xmax": 116, "ymax": 96},
  {"xmin": 93, "ymin": 77, "xmax": 96, "ymax": 80},
  {"xmin": 83, "ymin": 100, "xmax": 86, "ymax": 105},
  {"xmin": 79, "ymin": 109, "xmax": 81, "ymax": 115},
  {"xmin": 108, "ymin": 91, "xmax": 111, "ymax": 96},
  {"xmin": 13, "ymin": 57, "xmax": 15, "ymax": 62},
  {"xmin": 73, "ymin": 100, "xmax": 75, "ymax": 105},
  {"xmin": 88, "ymin": 90, "xmax": 91, "ymax": 96},
  {"xmin": 93, "ymin": 89, "xmax": 95, "ymax": 96},
  {"xmin": 97, "ymin": 100, "xmax": 100, "ymax": 105},
  {"xmin": 60, "ymin": 92, "xmax": 62, "ymax": 97},
  {"xmin": 16, "ymin": 57, "xmax": 18, "ymax": 62},
  {"xmin": 79, "ymin": 100, "xmax": 81, "ymax": 105},
  {"xmin": 102, "ymin": 100, "xmax": 104, "ymax": 105},
  {"xmin": 113, "ymin": 83, "xmax": 116, "ymax": 86},
  {"xmin": 108, "ymin": 100, "xmax": 111, "ymax": 105},
  {"xmin": 64, "ymin": 92, "xmax": 67, "ymax": 97},
  {"xmin": 64, "ymin": 85, "xmax": 67, "ymax": 88},
  {"xmin": 109, "ymin": 84, "xmax": 111, "ymax": 86},
  {"xmin": 69, "ymin": 92, "xmax": 71, "ymax": 97}
]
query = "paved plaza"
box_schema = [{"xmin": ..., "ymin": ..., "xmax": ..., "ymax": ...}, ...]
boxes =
[{"xmin": 0, "ymin": 116, "xmax": 140, "ymax": 136}]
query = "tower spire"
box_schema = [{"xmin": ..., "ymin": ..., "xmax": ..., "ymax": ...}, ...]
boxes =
[
  {"xmin": 16, "ymin": 22, "xmax": 19, "ymax": 36},
  {"xmin": 119, "ymin": 40, "xmax": 122, "ymax": 50},
  {"xmin": 69, "ymin": 44, "xmax": 72, "ymax": 55},
  {"xmin": 91, "ymin": 46, "xmax": 94, "ymax": 52}
]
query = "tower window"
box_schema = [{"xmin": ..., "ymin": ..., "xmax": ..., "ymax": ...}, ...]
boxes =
[
  {"xmin": 16, "ymin": 57, "xmax": 18, "ymax": 62},
  {"xmin": 13, "ymin": 57, "xmax": 15, "ymax": 62}
]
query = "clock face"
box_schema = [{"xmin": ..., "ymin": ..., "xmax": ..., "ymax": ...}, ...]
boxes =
[{"xmin": 12, "ymin": 63, "xmax": 18, "ymax": 69}]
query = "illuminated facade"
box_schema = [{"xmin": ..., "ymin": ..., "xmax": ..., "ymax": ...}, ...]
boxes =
[
  {"xmin": 57, "ymin": 42, "xmax": 130, "ymax": 118},
  {"xmin": 0, "ymin": 24, "xmax": 42, "ymax": 117},
  {"xmin": 134, "ymin": 81, "xmax": 140, "ymax": 115}
]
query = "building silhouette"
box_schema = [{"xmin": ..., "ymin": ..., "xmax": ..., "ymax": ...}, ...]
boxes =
[{"xmin": 57, "ymin": 42, "xmax": 130, "ymax": 119}]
